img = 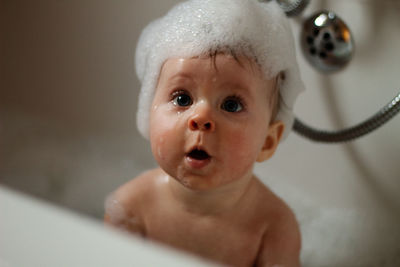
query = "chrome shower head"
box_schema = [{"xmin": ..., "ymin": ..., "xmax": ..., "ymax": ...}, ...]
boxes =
[
  {"xmin": 258, "ymin": 0, "xmax": 310, "ymax": 17},
  {"xmin": 276, "ymin": 0, "xmax": 310, "ymax": 17},
  {"xmin": 301, "ymin": 11, "xmax": 355, "ymax": 73}
]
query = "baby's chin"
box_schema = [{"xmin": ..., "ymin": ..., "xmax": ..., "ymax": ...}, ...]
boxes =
[
  {"xmin": 162, "ymin": 169, "xmax": 221, "ymax": 192},
  {"xmin": 159, "ymin": 162, "xmax": 249, "ymax": 192},
  {"xmin": 174, "ymin": 174, "xmax": 221, "ymax": 191},
  {"xmin": 174, "ymin": 172, "xmax": 246, "ymax": 193}
]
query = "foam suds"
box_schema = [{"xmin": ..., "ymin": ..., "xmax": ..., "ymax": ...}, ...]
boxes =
[
  {"xmin": 135, "ymin": 0, "xmax": 305, "ymax": 140},
  {"xmin": 104, "ymin": 193, "xmax": 144, "ymax": 234},
  {"xmin": 257, "ymin": 174, "xmax": 400, "ymax": 267},
  {"xmin": 104, "ymin": 193, "xmax": 126, "ymax": 225}
]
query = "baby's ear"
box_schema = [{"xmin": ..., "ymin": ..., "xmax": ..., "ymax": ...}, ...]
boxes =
[{"xmin": 256, "ymin": 121, "xmax": 285, "ymax": 162}]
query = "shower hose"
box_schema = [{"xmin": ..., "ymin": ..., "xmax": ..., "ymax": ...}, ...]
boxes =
[{"xmin": 293, "ymin": 91, "xmax": 400, "ymax": 143}]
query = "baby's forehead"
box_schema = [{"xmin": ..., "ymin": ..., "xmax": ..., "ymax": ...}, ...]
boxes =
[
  {"xmin": 158, "ymin": 54, "xmax": 277, "ymax": 103},
  {"xmin": 160, "ymin": 54, "xmax": 268, "ymax": 83}
]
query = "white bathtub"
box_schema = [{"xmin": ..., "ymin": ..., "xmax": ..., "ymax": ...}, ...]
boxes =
[{"xmin": 0, "ymin": 186, "xmax": 215, "ymax": 267}]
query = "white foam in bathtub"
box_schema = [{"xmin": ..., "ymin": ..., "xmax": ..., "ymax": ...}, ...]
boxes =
[
  {"xmin": 256, "ymin": 172, "xmax": 400, "ymax": 267},
  {"xmin": 104, "ymin": 193, "xmax": 126, "ymax": 225}
]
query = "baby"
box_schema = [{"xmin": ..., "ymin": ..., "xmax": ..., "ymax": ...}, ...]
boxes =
[{"xmin": 105, "ymin": 0, "xmax": 305, "ymax": 266}]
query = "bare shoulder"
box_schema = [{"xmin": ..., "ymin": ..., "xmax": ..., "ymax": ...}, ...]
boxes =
[
  {"xmin": 252, "ymin": 178, "xmax": 301, "ymax": 267},
  {"xmin": 111, "ymin": 168, "xmax": 160, "ymax": 205},
  {"xmin": 251, "ymin": 178, "xmax": 296, "ymax": 218},
  {"xmin": 104, "ymin": 168, "xmax": 161, "ymax": 234}
]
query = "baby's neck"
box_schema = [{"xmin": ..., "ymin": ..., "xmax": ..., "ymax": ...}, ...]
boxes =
[{"xmin": 165, "ymin": 171, "xmax": 255, "ymax": 216}]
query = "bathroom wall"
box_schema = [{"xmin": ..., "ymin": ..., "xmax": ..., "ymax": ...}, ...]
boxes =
[
  {"xmin": 1, "ymin": 0, "xmax": 399, "ymax": 224},
  {"xmin": 1, "ymin": 0, "xmax": 181, "ymax": 217}
]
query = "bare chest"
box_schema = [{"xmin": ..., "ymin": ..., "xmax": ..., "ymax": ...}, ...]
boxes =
[{"xmin": 143, "ymin": 209, "xmax": 266, "ymax": 266}]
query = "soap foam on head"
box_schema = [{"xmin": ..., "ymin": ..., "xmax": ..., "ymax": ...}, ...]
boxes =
[{"xmin": 135, "ymin": 0, "xmax": 305, "ymax": 140}]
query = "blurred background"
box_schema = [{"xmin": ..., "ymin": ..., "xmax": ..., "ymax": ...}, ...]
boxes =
[{"xmin": 1, "ymin": 0, "xmax": 399, "ymax": 223}]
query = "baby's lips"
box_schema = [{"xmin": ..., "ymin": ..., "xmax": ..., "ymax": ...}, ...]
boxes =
[
  {"xmin": 186, "ymin": 145, "xmax": 212, "ymax": 159},
  {"xmin": 185, "ymin": 153, "xmax": 212, "ymax": 169},
  {"xmin": 188, "ymin": 151, "xmax": 210, "ymax": 161}
]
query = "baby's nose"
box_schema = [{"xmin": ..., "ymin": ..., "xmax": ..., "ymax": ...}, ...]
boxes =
[
  {"xmin": 188, "ymin": 105, "xmax": 215, "ymax": 132},
  {"xmin": 189, "ymin": 118, "xmax": 214, "ymax": 131}
]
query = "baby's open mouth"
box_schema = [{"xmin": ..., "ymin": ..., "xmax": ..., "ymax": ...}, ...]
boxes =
[{"xmin": 187, "ymin": 149, "xmax": 211, "ymax": 160}]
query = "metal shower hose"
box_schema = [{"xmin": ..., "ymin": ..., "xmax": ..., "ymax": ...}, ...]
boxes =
[
  {"xmin": 293, "ymin": 91, "xmax": 400, "ymax": 143},
  {"xmin": 267, "ymin": 0, "xmax": 400, "ymax": 142}
]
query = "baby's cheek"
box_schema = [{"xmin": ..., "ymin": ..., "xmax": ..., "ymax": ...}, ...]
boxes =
[
  {"xmin": 224, "ymin": 130, "xmax": 260, "ymax": 170},
  {"xmin": 150, "ymin": 112, "xmax": 184, "ymax": 164},
  {"xmin": 151, "ymin": 109, "xmax": 175, "ymax": 139}
]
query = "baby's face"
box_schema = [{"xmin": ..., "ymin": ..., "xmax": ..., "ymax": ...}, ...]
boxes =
[{"xmin": 149, "ymin": 54, "xmax": 277, "ymax": 190}]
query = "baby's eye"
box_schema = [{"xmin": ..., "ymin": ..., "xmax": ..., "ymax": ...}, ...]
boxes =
[
  {"xmin": 221, "ymin": 96, "xmax": 243, "ymax": 113},
  {"xmin": 172, "ymin": 92, "xmax": 192, "ymax": 107}
]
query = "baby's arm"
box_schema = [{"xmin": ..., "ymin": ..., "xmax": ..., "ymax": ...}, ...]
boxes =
[
  {"xmin": 104, "ymin": 193, "xmax": 144, "ymax": 235},
  {"xmin": 104, "ymin": 172, "xmax": 153, "ymax": 236},
  {"xmin": 256, "ymin": 211, "xmax": 301, "ymax": 267}
]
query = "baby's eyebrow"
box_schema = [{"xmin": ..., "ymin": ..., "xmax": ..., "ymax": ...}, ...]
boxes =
[
  {"xmin": 221, "ymin": 81, "xmax": 252, "ymax": 95},
  {"xmin": 167, "ymin": 73, "xmax": 195, "ymax": 83}
]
